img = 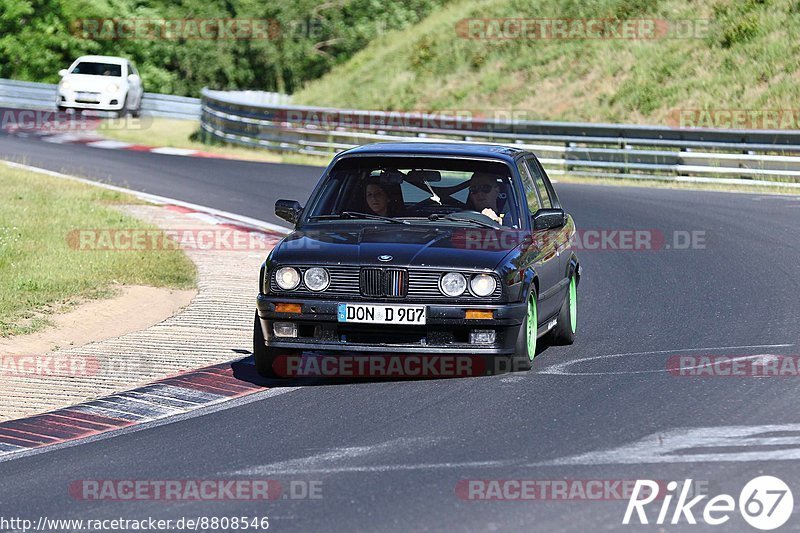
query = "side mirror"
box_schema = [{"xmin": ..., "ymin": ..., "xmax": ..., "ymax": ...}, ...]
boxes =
[
  {"xmin": 127, "ymin": 74, "xmax": 140, "ymax": 84},
  {"xmin": 58, "ymin": 69, "xmax": 68, "ymax": 77},
  {"xmin": 532, "ymin": 208, "xmax": 566, "ymax": 230},
  {"xmin": 275, "ymin": 199, "xmax": 303, "ymax": 225}
]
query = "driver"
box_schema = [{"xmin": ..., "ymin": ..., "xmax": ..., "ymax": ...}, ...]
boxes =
[
  {"xmin": 364, "ymin": 176, "xmax": 403, "ymax": 217},
  {"xmin": 467, "ymin": 172, "xmax": 512, "ymax": 226}
]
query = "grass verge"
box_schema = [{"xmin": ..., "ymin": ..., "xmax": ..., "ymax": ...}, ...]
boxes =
[
  {"xmin": 99, "ymin": 118, "xmax": 327, "ymax": 167},
  {"xmin": 0, "ymin": 163, "xmax": 196, "ymax": 337}
]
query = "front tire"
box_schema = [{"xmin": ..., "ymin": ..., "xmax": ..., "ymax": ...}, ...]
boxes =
[
  {"xmin": 253, "ymin": 312, "xmax": 277, "ymax": 377},
  {"xmin": 509, "ymin": 288, "xmax": 538, "ymax": 372},
  {"xmin": 116, "ymin": 95, "xmax": 129, "ymax": 118},
  {"xmin": 548, "ymin": 274, "xmax": 577, "ymax": 345},
  {"xmin": 253, "ymin": 312, "xmax": 299, "ymax": 378}
]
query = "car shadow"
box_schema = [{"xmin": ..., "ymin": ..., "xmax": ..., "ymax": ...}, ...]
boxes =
[{"xmin": 229, "ymin": 356, "xmax": 488, "ymax": 388}]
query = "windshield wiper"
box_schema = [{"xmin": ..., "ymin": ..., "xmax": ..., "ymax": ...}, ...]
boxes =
[
  {"xmin": 423, "ymin": 180, "xmax": 441, "ymax": 205},
  {"xmin": 428, "ymin": 213, "xmax": 499, "ymax": 229},
  {"xmin": 311, "ymin": 212, "xmax": 409, "ymax": 224}
]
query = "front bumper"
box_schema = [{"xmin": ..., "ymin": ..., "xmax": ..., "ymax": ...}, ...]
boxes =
[
  {"xmin": 57, "ymin": 90, "xmax": 125, "ymax": 111},
  {"xmin": 256, "ymin": 294, "xmax": 526, "ymax": 355}
]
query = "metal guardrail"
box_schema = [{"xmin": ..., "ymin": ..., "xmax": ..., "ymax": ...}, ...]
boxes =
[
  {"xmin": 200, "ymin": 88, "xmax": 800, "ymax": 189},
  {"xmin": 0, "ymin": 78, "xmax": 201, "ymax": 120}
]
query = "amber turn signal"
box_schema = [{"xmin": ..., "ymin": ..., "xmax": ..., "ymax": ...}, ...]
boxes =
[
  {"xmin": 275, "ymin": 303, "xmax": 302, "ymax": 314},
  {"xmin": 465, "ymin": 309, "xmax": 493, "ymax": 320}
]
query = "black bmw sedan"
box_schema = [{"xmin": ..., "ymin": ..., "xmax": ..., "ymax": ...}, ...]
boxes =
[{"xmin": 255, "ymin": 142, "xmax": 580, "ymax": 378}]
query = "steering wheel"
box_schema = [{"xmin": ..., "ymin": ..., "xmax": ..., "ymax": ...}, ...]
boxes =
[{"xmin": 453, "ymin": 209, "xmax": 503, "ymax": 227}]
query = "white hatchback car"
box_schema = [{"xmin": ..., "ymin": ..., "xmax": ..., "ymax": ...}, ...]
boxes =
[{"xmin": 57, "ymin": 55, "xmax": 143, "ymax": 117}]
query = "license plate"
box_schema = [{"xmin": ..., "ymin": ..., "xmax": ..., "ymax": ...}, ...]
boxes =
[
  {"xmin": 337, "ymin": 303, "xmax": 426, "ymax": 325},
  {"xmin": 77, "ymin": 92, "xmax": 99, "ymax": 101}
]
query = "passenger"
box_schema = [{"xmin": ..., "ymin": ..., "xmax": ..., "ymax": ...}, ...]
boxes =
[
  {"xmin": 467, "ymin": 172, "xmax": 511, "ymax": 225},
  {"xmin": 365, "ymin": 177, "xmax": 403, "ymax": 217}
]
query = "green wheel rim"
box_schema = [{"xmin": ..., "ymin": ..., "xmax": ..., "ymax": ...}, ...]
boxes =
[
  {"xmin": 527, "ymin": 292, "xmax": 537, "ymax": 360},
  {"xmin": 569, "ymin": 276, "xmax": 577, "ymax": 333}
]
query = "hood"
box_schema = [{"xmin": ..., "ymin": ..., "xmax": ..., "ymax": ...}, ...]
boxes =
[
  {"xmin": 61, "ymin": 74, "xmax": 124, "ymax": 92},
  {"xmin": 271, "ymin": 224, "xmax": 524, "ymax": 270}
]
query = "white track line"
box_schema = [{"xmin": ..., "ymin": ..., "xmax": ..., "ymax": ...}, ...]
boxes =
[
  {"xmin": 538, "ymin": 423, "xmax": 800, "ymax": 465},
  {"xmin": 86, "ymin": 140, "xmax": 135, "ymax": 149},
  {"xmin": 150, "ymin": 147, "xmax": 200, "ymax": 156},
  {"xmin": 539, "ymin": 344, "xmax": 795, "ymax": 376}
]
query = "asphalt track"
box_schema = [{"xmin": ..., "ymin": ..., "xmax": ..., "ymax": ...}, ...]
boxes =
[{"xmin": 1, "ymin": 132, "xmax": 800, "ymax": 532}]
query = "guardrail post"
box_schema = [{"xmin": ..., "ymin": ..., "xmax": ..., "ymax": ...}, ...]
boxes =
[
  {"xmin": 620, "ymin": 138, "xmax": 628, "ymax": 175},
  {"xmin": 565, "ymin": 141, "xmax": 573, "ymax": 173}
]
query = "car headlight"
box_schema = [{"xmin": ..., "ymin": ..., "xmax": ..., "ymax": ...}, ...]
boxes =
[
  {"xmin": 275, "ymin": 267, "xmax": 300, "ymax": 290},
  {"xmin": 440, "ymin": 272, "xmax": 467, "ymax": 297},
  {"xmin": 106, "ymin": 83, "xmax": 119, "ymax": 93},
  {"xmin": 60, "ymin": 80, "xmax": 72, "ymax": 91},
  {"xmin": 470, "ymin": 274, "xmax": 497, "ymax": 297},
  {"xmin": 303, "ymin": 267, "xmax": 330, "ymax": 292}
]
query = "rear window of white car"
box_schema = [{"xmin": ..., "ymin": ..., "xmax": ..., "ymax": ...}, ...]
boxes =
[{"xmin": 71, "ymin": 62, "xmax": 122, "ymax": 77}]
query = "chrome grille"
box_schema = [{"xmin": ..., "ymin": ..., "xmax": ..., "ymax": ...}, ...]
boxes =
[{"xmin": 270, "ymin": 266, "xmax": 501, "ymax": 301}]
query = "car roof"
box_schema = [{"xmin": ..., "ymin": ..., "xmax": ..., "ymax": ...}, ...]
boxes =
[
  {"xmin": 73, "ymin": 55, "xmax": 128, "ymax": 64},
  {"xmin": 338, "ymin": 142, "xmax": 526, "ymax": 163}
]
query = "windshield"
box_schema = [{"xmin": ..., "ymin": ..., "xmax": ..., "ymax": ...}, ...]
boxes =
[
  {"xmin": 70, "ymin": 62, "xmax": 122, "ymax": 77},
  {"xmin": 306, "ymin": 156, "xmax": 521, "ymax": 228}
]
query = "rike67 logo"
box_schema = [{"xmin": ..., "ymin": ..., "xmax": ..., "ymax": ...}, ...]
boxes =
[{"xmin": 624, "ymin": 476, "xmax": 793, "ymax": 530}]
